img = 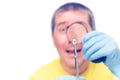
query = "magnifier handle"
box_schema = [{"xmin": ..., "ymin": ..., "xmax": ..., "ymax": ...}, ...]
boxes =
[{"xmin": 92, "ymin": 56, "xmax": 106, "ymax": 63}]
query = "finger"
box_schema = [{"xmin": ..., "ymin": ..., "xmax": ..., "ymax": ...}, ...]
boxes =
[
  {"xmin": 82, "ymin": 34, "xmax": 105, "ymax": 55},
  {"xmin": 84, "ymin": 38, "xmax": 107, "ymax": 60},
  {"xmin": 55, "ymin": 76, "xmax": 75, "ymax": 80},
  {"xmin": 82, "ymin": 31, "xmax": 103, "ymax": 44},
  {"xmin": 88, "ymin": 46, "xmax": 110, "ymax": 61}
]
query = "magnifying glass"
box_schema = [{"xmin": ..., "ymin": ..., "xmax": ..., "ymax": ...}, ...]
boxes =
[
  {"xmin": 66, "ymin": 22, "xmax": 87, "ymax": 80},
  {"xmin": 66, "ymin": 22, "xmax": 106, "ymax": 79},
  {"xmin": 67, "ymin": 22, "xmax": 88, "ymax": 44}
]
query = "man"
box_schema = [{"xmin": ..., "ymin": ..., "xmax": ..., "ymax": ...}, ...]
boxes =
[{"xmin": 30, "ymin": 2, "xmax": 120, "ymax": 80}]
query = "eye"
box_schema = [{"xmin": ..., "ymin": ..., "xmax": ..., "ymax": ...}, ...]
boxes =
[
  {"xmin": 57, "ymin": 25, "xmax": 69, "ymax": 33},
  {"xmin": 59, "ymin": 27, "xmax": 67, "ymax": 33}
]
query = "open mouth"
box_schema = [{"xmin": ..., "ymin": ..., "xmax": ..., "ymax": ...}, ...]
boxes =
[{"xmin": 66, "ymin": 49, "xmax": 81, "ymax": 54}]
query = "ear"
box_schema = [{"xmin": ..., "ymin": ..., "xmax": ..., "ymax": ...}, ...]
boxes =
[{"xmin": 52, "ymin": 34, "xmax": 56, "ymax": 47}]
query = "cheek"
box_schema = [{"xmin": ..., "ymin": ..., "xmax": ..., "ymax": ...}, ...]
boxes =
[
  {"xmin": 88, "ymin": 26, "xmax": 92, "ymax": 32},
  {"xmin": 53, "ymin": 34, "xmax": 68, "ymax": 50},
  {"xmin": 86, "ymin": 25, "xmax": 92, "ymax": 32}
]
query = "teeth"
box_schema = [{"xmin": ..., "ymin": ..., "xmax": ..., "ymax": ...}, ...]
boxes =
[
  {"xmin": 77, "ymin": 49, "xmax": 81, "ymax": 52},
  {"xmin": 66, "ymin": 49, "xmax": 81, "ymax": 53},
  {"xmin": 66, "ymin": 50, "xmax": 74, "ymax": 53}
]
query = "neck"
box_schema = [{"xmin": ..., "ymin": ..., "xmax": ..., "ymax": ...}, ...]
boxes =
[{"xmin": 61, "ymin": 60, "xmax": 89, "ymax": 76}]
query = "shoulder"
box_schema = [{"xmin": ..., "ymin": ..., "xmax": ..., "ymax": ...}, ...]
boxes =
[
  {"xmin": 29, "ymin": 58, "xmax": 61, "ymax": 80},
  {"xmin": 36, "ymin": 58, "xmax": 60, "ymax": 73},
  {"xmin": 85, "ymin": 62, "xmax": 117, "ymax": 80}
]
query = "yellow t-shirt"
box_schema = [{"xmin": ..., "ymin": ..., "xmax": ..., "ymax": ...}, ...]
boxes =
[{"xmin": 30, "ymin": 58, "xmax": 117, "ymax": 80}]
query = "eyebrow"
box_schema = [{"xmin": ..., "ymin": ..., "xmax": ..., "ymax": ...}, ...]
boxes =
[{"xmin": 56, "ymin": 21, "xmax": 67, "ymax": 27}]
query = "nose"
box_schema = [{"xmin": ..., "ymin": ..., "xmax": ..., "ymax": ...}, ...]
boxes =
[
  {"xmin": 68, "ymin": 39, "xmax": 83, "ymax": 46},
  {"xmin": 68, "ymin": 39, "xmax": 77, "ymax": 45},
  {"xmin": 68, "ymin": 40, "xmax": 72, "ymax": 44}
]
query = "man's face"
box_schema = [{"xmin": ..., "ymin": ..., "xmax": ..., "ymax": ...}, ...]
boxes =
[{"xmin": 52, "ymin": 10, "xmax": 92, "ymax": 68}]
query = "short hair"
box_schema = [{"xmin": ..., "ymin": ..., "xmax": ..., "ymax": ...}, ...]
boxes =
[{"xmin": 51, "ymin": 2, "xmax": 96, "ymax": 33}]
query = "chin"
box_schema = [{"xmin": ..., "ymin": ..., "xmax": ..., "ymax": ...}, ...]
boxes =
[{"xmin": 66, "ymin": 58, "xmax": 84, "ymax": 68}]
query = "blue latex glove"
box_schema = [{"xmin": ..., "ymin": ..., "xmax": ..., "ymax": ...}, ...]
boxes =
[
  {"xmin": 55, "ymin": 75, "xmax": 86, "ymax": 80},
  {"xmin": 82, "ymin": 31, "xmax": 120, "ymax": 78}
]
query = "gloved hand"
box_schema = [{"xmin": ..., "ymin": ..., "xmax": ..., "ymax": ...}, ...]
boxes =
[
  {"xmin": 55, "ymin": 75, "xmax": 85, "ymax": 80},
  {"xmin": 82, "ymin": 31, "xmax": 120, "ymax": 78}
]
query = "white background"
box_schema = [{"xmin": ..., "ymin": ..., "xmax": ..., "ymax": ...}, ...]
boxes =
[{"xmin": 0, "ymin": 0, "xmax": 120, "ymax": 80}]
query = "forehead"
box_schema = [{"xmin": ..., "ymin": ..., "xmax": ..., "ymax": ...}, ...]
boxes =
[{"xmin": 55, "ymin": 10, "xmax": 89, "ymax": 26}]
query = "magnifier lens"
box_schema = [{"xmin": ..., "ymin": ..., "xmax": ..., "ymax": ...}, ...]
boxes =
[{"xmin": 67, "ymin": 23, "xmax": 87, "ymax": 44}]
